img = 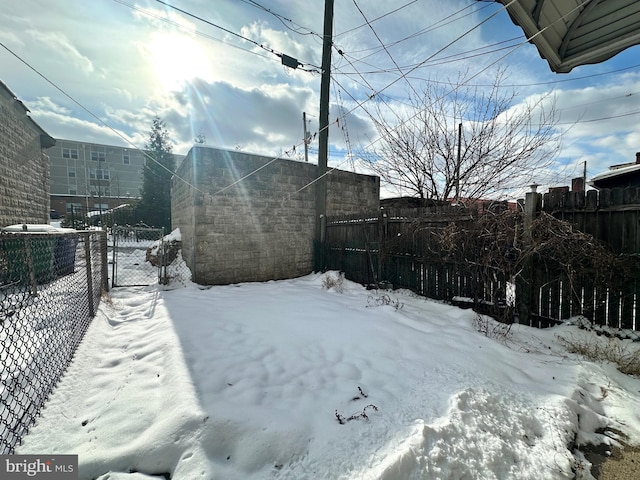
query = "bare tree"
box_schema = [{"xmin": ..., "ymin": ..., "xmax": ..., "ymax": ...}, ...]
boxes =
[{"xmin": 362, "ymin": 70, "xmax": 562, "ymax": 201}]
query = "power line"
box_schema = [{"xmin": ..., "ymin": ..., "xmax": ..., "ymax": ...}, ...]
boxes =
[
  {"xmin": 339, "ymin": 1, "xmax": 490, "ymax": 59},
  {"xmin": 334, "ymin": 0, "xmax": 418, "ymax": 38},
  {"xmin": 111, "ymin": 0, "xmax": 275, "ymax": 63},
  {"xmin": 369, "ymin": 88, "xmax": 640, "ymax": 125},
  {"xmin": 327, "ymin": 0, "xmax": 520, "ymax": 127},
  {"xmin": 407, "ymin": 63, "xmax": 640, "ymax": 88},
  {"xmin": 335, "ymin": 37, "xmax": 522, "ymax": 75},
  {"xmin": 0, "ymin": 40, "xmax": 198, "ymax": 192},
  {"xmin": 328, "ymin": 0, "xmax": 603, "ymax": 159},
  {"xmin": 239, "ymin": 0, "xmax": 322, "ymax": 39},
  {"xmin": 152, "ymin": 0, "xmax": 321, "ymax": 72},
  {"xmin": 0, "ymin": 38, "xmax": 319, "ymax": 203},
  {"xmin": 558, "ymin": 109, "xmax": 640, "ymax": 124},
  {"xmin": 351, "ymin": 0, "xmax": 421, "ymax": 101}
]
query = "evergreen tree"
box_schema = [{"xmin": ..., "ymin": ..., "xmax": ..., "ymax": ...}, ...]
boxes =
[{"xmin": 137, "ymin": 116, "xmax": 175, "ymax": 231}]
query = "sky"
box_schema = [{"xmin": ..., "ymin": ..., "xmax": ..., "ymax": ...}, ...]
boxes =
[
  {"xmin": 1, "ymin": 0, "xmax": 640, "ymax": 198},
  {"xmin": 14, "ymin": 240, "xmax": 640, "ymax": 479}
]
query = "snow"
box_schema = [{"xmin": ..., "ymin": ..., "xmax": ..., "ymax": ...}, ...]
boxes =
[
  {"xmin": 16, "ymin": 257, "xmax": 640, "ymax": 480},
  {"xmin": 3, "ymin": 224, "xmax": 76, "ymax": 233}
]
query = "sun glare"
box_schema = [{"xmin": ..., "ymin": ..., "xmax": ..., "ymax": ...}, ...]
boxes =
[{"xmin": 146, "ymin": 32, "xmax": 210, "ymax": 89}]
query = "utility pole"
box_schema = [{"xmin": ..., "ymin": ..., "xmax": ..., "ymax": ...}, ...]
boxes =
[
  {"xmin": 455, "ymin": 122, "xmax": 462, "ymax": 204},
  {"xmin": 315, "ymin": 0, "xmax": 333, "ymax": 269},
  {"xmin": 303, "ymin": 111, "xmax": 309, "ymax": 162}
]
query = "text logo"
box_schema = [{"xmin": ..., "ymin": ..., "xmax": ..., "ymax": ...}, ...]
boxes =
[{"xmin": 0, "ymin": 455, "xmax": 78, "ymax": 479}]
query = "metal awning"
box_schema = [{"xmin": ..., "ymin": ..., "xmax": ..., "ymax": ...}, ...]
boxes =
[{"xmin": 496, "ymin": 0, "xmax": 640, "ymax": 73}]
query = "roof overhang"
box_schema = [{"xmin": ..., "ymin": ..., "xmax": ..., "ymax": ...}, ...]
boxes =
[
  {"xmin": 496, "ymin": 0, "xmax": 640, "ymax": 73},
  {"xmin": 589, "ymin": 162, "xmax": 640, "ymax": 188}
]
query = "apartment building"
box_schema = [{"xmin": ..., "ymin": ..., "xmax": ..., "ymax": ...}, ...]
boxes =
[{"xmin": 49, "ymin": 139, "xmax": 183, "ymax": 216}]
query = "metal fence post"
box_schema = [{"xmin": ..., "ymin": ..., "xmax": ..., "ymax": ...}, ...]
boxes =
[
  {"xmin": 101, "ymin": 230, "xmax": 109, "ymax": 292},
  {"xmin": 85, "ymin": 233, "xmax": 95, "ymax": 317},
  {"xmin": 23, "ymin": 237, "xmax": 37, "ymax": 296}
]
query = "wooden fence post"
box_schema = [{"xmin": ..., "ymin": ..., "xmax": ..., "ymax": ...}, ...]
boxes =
[
  {"xmin": 517, "ymin": 191, "xmax": 542, "ymax": 325},
  {"xmin": 378, "ymin": 207, "xmax": 387, "ymax": 282}
]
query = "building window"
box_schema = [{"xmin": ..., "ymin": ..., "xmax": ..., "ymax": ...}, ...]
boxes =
[
  {"xmin": 91, "ymin": 151, "xmax": 106, "ymax": 162},
  {"xmin": 67, "ymin": 203, "xmax": 81, "ymax": 213},
  {"xmin": 69, "ymin": 186, "xmax": 77, "ymax": 195},
  {"xmin": 93, "ymin": 203, "xmax": 109, "ymax": 210},
  {"xmin": 123, "ymin": 153, "xmax": 130, "ymax": 165},
  {"xmin": 89, "ymin": 169, "xmax": 110, "ymax": 180},
  {"xmin": 68, "ymin": 168, "xmax": 76, "ymax": 178},
  {"xmin": 62, "ymin": 148, "xmax": 79, "ymax": 159}
]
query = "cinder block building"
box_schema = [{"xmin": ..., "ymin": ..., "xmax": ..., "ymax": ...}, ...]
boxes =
[
  {"xmin": 172, "ymin": 146, "xmax": 380, "ymax": 284},
  {"xmin": 0, "ymin": 80, "xmax": 55, "ymax": 227}
]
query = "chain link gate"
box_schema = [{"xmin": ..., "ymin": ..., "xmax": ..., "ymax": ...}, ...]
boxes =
[{"xmin": 111, "ymin": 226, "xmax": 165, "ymax": 287}]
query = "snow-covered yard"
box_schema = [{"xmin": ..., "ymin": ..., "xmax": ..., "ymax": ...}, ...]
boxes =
[{"xmin": 17, "ymin": 262, "xmax": 640, "ymax": 480}]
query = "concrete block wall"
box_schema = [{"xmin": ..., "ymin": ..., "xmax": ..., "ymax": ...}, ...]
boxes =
[
  {"xmin": 172, "ymin": 146, "xmax": 379, "ymax": 285},
  {"xmin": 0, "ymin": 82, "xmax": 54, "ymax": 227}
]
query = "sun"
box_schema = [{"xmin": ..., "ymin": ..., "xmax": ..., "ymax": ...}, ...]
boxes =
[{"xmin": 146, "ymin": 32, "xmax": 211, "ymax": 90}]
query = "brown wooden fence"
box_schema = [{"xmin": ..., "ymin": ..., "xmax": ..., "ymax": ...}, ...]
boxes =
[{"xmin": 321, "ymin": 188, "xmax": 640, "ymax": 331}]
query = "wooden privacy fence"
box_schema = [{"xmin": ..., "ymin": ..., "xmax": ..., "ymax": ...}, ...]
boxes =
[
  {"xmin": 321, "ymin": 204, "xmax": 514, "ymax": 321},
  {"xmin": 321, "ymin": 188, "xmax": 640, "ymax": 331}
]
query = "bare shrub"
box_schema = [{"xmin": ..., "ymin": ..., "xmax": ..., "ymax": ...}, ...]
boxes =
[
  {"xmin": 525, "ymin": 212, "xmax": 629, "ymax": 308},
  {"xmin": 366, "ymin": 293, "xmax": 403, "ymax": 310},
  {"xmin": 431, "ymin": 208, "xmax": 520, "ymax": 324},
  {"xmin": 473, "ymin": 313, "xmax": 512, "ymax": 341},
  {"xmin": 431, "ymin": 209, "xmax": 630, "ymax": 324},
  {"xmin": 558, "ymin": 334, "xmax": 640, "ymax": 377},
  {"xmin": 322, "ymin": 272, "xmax": 344, "ymax": 293}
]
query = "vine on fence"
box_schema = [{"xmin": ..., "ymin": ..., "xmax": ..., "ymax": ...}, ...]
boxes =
[{"xmin": 430, "ymin": 209, "xmax": 631, "ymax": 324}]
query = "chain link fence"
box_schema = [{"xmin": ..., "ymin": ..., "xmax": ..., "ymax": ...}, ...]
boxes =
[
  {"xmin": 0, "ymin": 229, "xmax": 107, "ymax": 454},
  {"xmin": 111, "ymin": 226, "xmax": 164, "ymax": 287}
]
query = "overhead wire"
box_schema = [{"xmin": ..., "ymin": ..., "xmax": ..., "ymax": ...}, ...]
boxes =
[
  {"xmin": 340, "ymin": 1, "xmax": 491, "ymax": 60},
  {"xmin": 111, "ymin": 0, "xmax": 275, "ymax": 63},
  {"xmin": 0, "ymin": 40, "xmax": 202, "ymax": 196},
  {"xmin": 335, "ymin": 37, "xmax": 522, "ymax": 75},
  {"xmin": 5, "ymin": 0, "xmax": 636, "ymax": 205},
  {"xmin": 351, "ymin": 0, "xmax": 422, "ymax": 101},
  {"xmin": 0, "ymin": 39, "xmax": 314, "ymax": 203},
  {"xmin": 334, "ymin": 0, "xmax": 418, "ymax": 38},
  {"xmin": 407, "ymin": 62, "xmax": 640, "ymax": 88},
  {"xmin": 287, "ymin": 0, "xmax": 536, "ymax": 199},
  {"xmin": 326, "ymin": 0, "xmax": 613, "ymax": 169},
  {"xmin": 152, "ymin": 0, "xmax": 321, "ymax": 72},
  {"xmin": 239, "ymin": 0, "xmax": 322, "ymax": 39}
]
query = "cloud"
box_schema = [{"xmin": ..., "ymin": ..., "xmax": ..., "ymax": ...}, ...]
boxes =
[
  {"xmin": 28, "ymin": 97, "xmax": 71, "ymax": 115},
  {"xmin": 28, "ymin": 99, "xmax": 134, "ymax": 147},
  {"xmin": 26, "ymin": 30, "xmax": 94, "ymax": 74},
  {"xmin": 2, "ymin": 0, "xmax": 639, "ymax": 199}
]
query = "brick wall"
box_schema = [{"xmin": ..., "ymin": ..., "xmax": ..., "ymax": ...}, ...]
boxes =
[
  {"xmin": 0, "ymin": 82, "xmax": 54, "ymax": 227},
  {"xmin": 171, "ymin": 146, "xmax": 379, "ymax": 284}
]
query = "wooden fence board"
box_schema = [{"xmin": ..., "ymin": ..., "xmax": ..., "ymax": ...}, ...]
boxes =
[{"xmin": 324, "ymin": 190, "xmax": 640, "ymax": 330}]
